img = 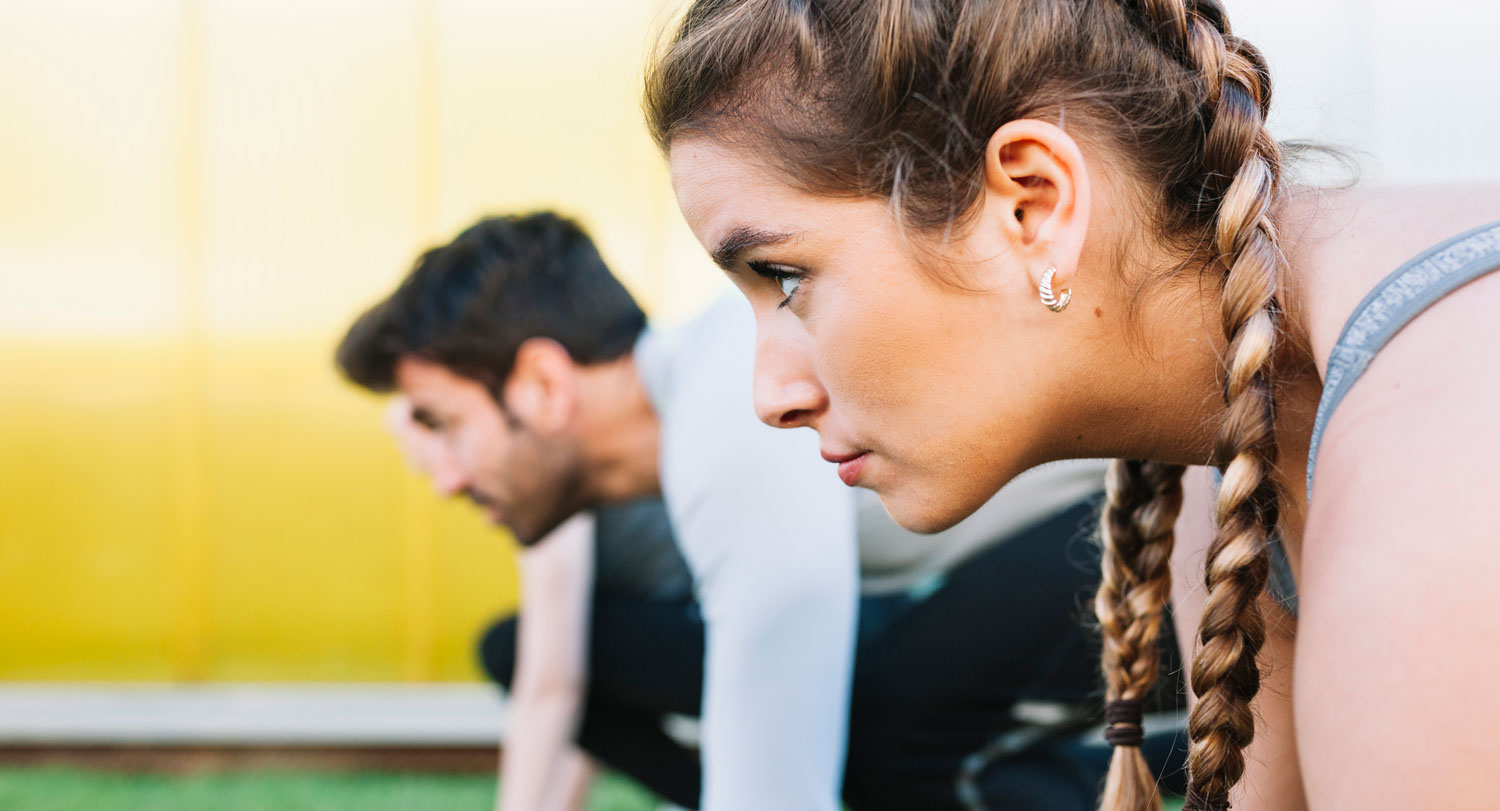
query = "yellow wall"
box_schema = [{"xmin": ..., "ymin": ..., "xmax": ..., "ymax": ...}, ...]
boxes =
[{"xmin": 0, "ymin": 0, "xmax": 718, "ymax": 682}]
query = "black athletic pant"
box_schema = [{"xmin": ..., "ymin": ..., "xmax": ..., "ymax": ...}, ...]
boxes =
[
  {"xmin": 480, "ymin": 501, "xmax": 1187, "ymax": 810},
  {"xmin": 483, "ymin": 595, "xmax": 706, "ymax": 807}
]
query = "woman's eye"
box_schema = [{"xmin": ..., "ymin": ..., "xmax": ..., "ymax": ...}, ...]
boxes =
[
  {"xmin": 748, "ymin": 260, "xmax": 805, "ymax": 309},
  {"xmin": 777, "ymin": 274, "xmax": 801, "ymax": 300}
]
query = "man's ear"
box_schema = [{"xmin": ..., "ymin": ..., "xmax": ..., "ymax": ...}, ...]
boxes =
[
  {"xmin": 503, "ymin": 338, "xmax": 578, "ymax": 433},
  {"xmin": 979, "ymin": 119, "xmax": 1091, "ymax": 296}
]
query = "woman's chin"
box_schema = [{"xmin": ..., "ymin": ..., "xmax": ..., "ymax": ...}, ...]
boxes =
[{"xmin": 875, "ymin": 484, "xmax": 977, "ymax": 535}]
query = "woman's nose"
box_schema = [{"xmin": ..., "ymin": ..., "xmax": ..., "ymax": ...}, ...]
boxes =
[{"xmin": 752, "ymin": 329, "xmax": 828, "ymax": 430}]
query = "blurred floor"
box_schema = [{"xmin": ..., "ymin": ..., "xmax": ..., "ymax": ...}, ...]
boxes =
[
  {"xmin": 0, "ymin": 767, "xmax": 657, "ymax": 811},
  {"xmin": 0, "ymin": 685, "xmax": 659, "ymax": 809},
  {"xmin": 0, "ymin": 745, "xmax": 495, "ymax": 774},
  {"xmin": 0, "ymin": 684, "xmax": 502, "ymax": 746}
]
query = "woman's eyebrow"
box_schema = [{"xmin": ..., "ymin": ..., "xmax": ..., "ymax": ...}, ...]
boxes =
[{"xmin": 710, "ymin": 226, "xmax": 798, "ymax": 270}]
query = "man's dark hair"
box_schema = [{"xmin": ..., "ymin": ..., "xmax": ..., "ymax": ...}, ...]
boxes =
[{"xmin": 336, "ymin": 212, "xmax": 647, "ymax": 399}]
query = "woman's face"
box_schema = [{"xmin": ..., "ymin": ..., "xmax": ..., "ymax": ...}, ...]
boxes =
[{"xmin": 670, "ymin": 138, "xmax": 1075, "ymax": 532}]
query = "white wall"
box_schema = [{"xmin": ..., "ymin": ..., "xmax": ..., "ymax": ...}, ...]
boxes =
[{"xmin": 1234, "ymin": 0, "xmax": 1500, "ymax": 183}]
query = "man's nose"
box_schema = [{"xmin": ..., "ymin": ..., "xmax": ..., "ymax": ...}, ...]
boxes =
[
  {"xmin": 752, "ymin": 328, "xmax": 828, "ymax": 430},
  {"xmin": 429, "ymin": 454, "xmax": 469, "ymax": 498}
]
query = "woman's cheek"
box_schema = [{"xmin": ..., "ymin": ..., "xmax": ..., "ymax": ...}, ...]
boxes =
[{"xmin": 834, "ymin": 330, "xmax": 913, "ymax": 419}]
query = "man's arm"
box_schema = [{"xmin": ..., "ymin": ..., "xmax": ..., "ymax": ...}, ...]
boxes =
[{"xmin": 498, "ymin": 513, "xmax": 596, "ymax": 811}]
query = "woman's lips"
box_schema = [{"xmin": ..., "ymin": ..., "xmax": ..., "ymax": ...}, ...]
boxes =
[{"xmin": 821, "ymin": 449, "xmax": 869, "ymax": 487}]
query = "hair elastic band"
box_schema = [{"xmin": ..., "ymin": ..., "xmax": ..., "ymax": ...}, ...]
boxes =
[{"xmin": 1102, "ymin": 698, "xmax": 1144, "ymax": 747}]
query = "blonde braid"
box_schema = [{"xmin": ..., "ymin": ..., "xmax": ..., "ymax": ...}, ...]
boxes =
[
  {"xmin": 1135, "ymin": 3, "xmax": 1286, "ymax": 809},
  {"xmin": 1096, "ymin": 459, "xmax": 1187, "ymax": 811},
  {"xmin": 1187, "ymin": 155, "xmax": 1281, "ymax": 810},
  {"xmin": 1087, "ymin": 3, "xmax": 1286, "ymax": 810}
]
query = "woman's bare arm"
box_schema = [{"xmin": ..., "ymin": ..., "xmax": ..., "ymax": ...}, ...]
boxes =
[{"xmin": 1294, "ymin": 265, "xmax": 1500, "ymax": 809}]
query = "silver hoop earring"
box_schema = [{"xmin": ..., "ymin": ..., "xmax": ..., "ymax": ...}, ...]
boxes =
[{"xmin": 1039, "ymin": 266, "xmax": 1071, "ymax": 313}]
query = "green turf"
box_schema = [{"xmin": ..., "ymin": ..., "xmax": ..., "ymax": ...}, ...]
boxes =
[
  {"xmin": 0, "ymin": 766, "xmax": 1187, "ymax": 810},
  {"xmin": 0, "ymin": 767, "xmax": 657, "ymax": 811}
]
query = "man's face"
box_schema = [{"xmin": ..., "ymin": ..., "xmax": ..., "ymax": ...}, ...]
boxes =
[{"xmin": 392, "ymin": 356, "xmax": 585, "ymax": 545}]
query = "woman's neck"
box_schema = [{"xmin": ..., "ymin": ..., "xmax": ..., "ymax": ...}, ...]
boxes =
[{"xmin": 1089, "ymin": 214, "xmax": 1326, "ymax": 480}]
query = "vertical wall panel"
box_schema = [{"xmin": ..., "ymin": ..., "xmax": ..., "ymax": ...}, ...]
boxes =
[
  {"xmin": 195, "ymin": 0, "xmax": 432, "ymax": 681},
  {"xmin": 430, "ymin": 0, "xmax": 727, "ymax": 322},
  {"xmin": 0, "ymin": 1, "xmax": 195, "ymax": 680}
]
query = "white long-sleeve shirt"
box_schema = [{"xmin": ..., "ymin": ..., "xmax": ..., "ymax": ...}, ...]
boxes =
[{"xmin": 635, "ymin": 295, "xmax": 859, "ymax": 811}]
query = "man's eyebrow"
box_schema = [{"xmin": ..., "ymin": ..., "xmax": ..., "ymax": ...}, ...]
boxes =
[{"xmin": 710, "ymin": 227, "xmax": 797, "ymax": 270}]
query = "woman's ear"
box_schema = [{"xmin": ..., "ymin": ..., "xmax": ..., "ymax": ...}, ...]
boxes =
[
  {"xmin": 980, "ymin": 119, "xmax": 1092, "ymax": 296},
  {"xmin": 503, "ymin": 338, "xmax": 578, "ymax": 434}
]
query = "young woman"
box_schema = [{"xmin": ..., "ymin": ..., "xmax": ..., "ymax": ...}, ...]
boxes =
[{"xmin": 645, "ymin": 1, "xmax": 1500, "ymax": 809}]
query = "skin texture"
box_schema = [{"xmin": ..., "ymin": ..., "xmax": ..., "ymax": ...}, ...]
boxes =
[{"xmin": 671, "ymin": 122, "xmax": 1500, "ymax": 808}]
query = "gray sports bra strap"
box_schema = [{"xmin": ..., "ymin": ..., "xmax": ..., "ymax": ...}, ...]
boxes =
[
  {"xmin": 1307, "ymin": 220, "xmax": 1500, "ymax": 502},
  {"xmin": 1210, "ymin": 467, "xmax": 1301, "ymax": 616},
  {"xmin": 1230, "ymin": 219, "xmax": 1500, "ymax": 619}
]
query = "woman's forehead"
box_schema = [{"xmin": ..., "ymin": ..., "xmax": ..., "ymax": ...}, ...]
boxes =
[{"xmin": 669, "ymin": 138, "xmax": 892, "ymax": 252}]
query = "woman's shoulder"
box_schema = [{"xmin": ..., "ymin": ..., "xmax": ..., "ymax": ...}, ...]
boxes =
[
  {"xmin": 1286, "ymin": 182, "xmax": 1500, "ymax": 373},
  {"xmin": 1293, "ymin": 181, "xmax": 1500, "ymax": 535}
]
